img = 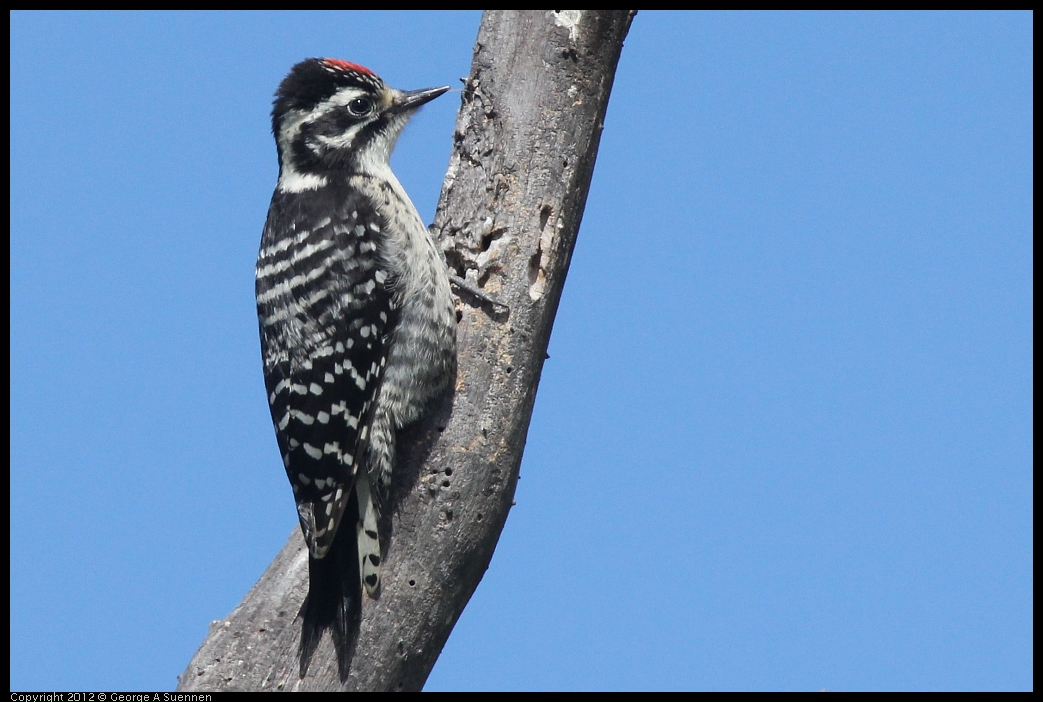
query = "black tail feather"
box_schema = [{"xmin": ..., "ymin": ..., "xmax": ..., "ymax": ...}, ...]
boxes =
[{"xmin": 299, "ymin": 492, "xmax": 362, "ymax": 680}]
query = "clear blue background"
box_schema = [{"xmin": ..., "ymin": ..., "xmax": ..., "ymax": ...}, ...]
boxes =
[{"xmin": 10, "ymin": 10, "xmax": 1032, "ymax": 692}]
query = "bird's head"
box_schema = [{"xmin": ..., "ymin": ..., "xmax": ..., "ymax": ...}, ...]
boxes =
[{"xmin": 271, "ymin": 58, "xmax": 448, "ymax": 191}]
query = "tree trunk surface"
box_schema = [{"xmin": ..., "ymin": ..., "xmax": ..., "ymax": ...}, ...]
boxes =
[{"xmin": 177, "ymin": 9, "xmax": 635, "ymax": 692}]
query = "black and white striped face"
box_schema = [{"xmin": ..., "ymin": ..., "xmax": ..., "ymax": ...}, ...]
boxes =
[{"xmin": 271, "ymin": 58, "xmax": 448, "ymax": 193}]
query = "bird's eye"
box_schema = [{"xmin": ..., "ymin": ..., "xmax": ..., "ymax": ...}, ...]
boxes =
[{"xmin": 348, "ymin": 97, "xmax": 373, "ymax": 116}]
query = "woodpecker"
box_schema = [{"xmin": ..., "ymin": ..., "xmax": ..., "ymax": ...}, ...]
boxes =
[{"xmin": 255, "ymin": 58, "xmax": 456, "ymax": 678}]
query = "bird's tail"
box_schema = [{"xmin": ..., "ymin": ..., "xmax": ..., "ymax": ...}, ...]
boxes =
[
  {"xmin": 299, "ymin": 491, "xmax": 361, "ymax": 680},
  {"xmin": 354, "ymin": 470, "xmax": 383, "ymax": 596}
]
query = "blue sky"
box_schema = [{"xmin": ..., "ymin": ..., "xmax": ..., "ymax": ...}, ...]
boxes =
[{"xmin": 10, "ymin": 11, "xmax": 1032, "ymax": 692}]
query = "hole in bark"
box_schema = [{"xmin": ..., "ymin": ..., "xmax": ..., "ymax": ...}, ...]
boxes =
[
  {"xmin": 444, "ymin": 248, "xmax": 467, "ymax": 278},
  {"xmin": 481, "ymin": 227, "xmax": 504, "ymax": 252},
  {"xmin": 442, "ymin": 480, "xmax": 450, "ymax": 488},
  {"xmin": 528, "ymin": 250, "xmax": 541, "ymax": 285},
  {"xmin": 539, "ymin": 205, "xmax": 553, "ymax": 230},
  {"xmin": 446, "ymin": 510, "xmax": 454, "ymax": 521},
  {"xmin": 444, "ymin": 468, "xmax": 453, "ymax": 476},
  {"xmin": 408, "ymin": 579, "xmax": 416, "ymax": 587}
]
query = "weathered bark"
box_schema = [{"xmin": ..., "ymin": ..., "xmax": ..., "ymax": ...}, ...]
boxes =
[{"xmin": 178, "ymin": 10, "xmax": 635, "ymax": 692}]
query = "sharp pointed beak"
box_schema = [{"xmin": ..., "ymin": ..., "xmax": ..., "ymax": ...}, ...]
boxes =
[{"xmin": 394, "ymin": 85, "xmax": 450, "ymax": 112}]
